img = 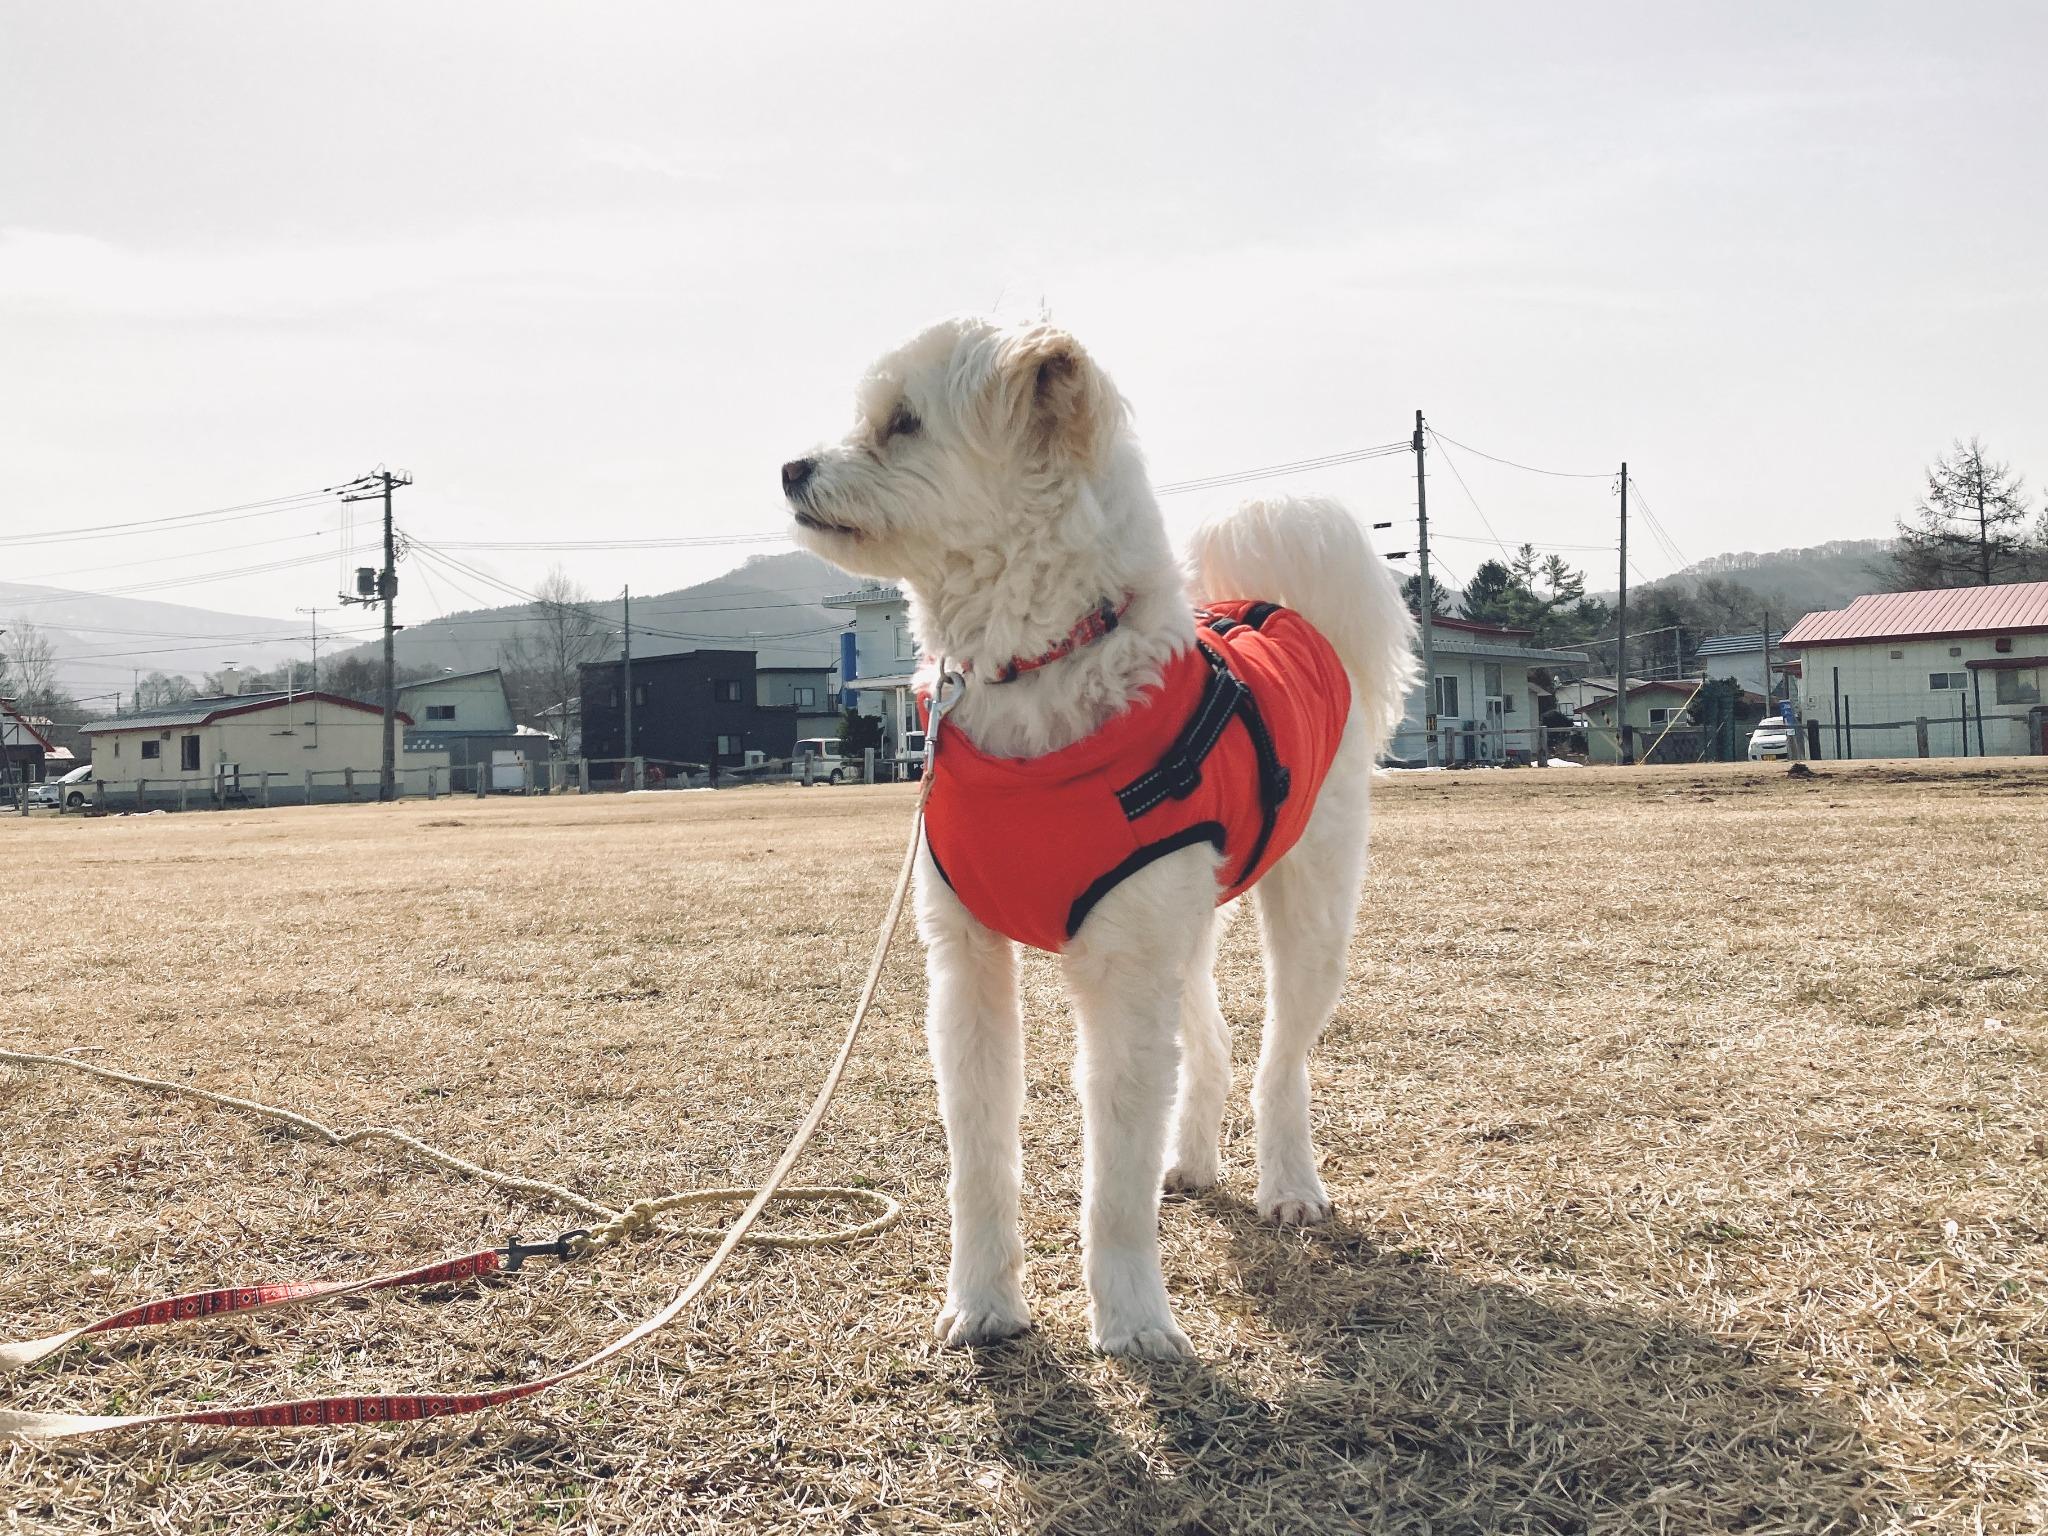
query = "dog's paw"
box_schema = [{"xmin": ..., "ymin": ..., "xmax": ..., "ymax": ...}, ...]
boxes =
[
  {"xmin": 934, "ymin": 1295, "xmax": 1031, "ymax": 1349},
  {"xmin": 1161, "ymin": 1160, "xmax": 1218, "ymax": 1196},
  {"xmin": 1091, "ymin": 1319, "xmax": 1194, "ymax": 1362},
  {"xmin": 1258, "ymin": 1189, "xmax": 1333, "ymax": 1227}
]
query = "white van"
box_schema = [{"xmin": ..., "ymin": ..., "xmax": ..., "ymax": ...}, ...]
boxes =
[{"xmin": 791, "ymin": 738, "xmax": 851, "ymax": 784}]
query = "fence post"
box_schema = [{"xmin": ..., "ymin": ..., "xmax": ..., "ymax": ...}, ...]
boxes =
[
  {"xmin": 476, "ymin": 764, "xmax": 488, "ymax": 798},
  {"xmin": 136, "ymin": 777, "xmax": 147, "ymax": 811},
  {"xmin": 864, "ymin": 747, "xmax": 875, "ymax": 785},
  {"xmin": 180, "ymin": 779, "xmax": 190, "ymax": 813},
  {"xmin": 344, "ymin": 766, "xmax": 355, "ymax": 799},
  {"xmin": 802, "ymin": 753, "xmax": 814, "ymax": 786},
  {"xmin": 1915, "ymin": 717, "xmax": 1930, "ymax": 758},
  {"xmin": 632, "ymin": 756, "xmax": 645, "ymax": 791},
  {"xmin": 261, "ymin": 771, "xmax": 271, "ymax": 808},
  {"xmin": 304, "ymin": 769, "xmax": 315, "ymax": 803}
]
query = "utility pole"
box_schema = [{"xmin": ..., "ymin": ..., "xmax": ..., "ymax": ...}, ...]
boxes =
[
  {"xmin": 1616, "ymin": 461, "xmax": 1631, "ymax": 765},
  {"xmin": 620, "ymin": 585, "xmax": 633, "ymax": 771},
  {"xmin": 0, "ymin": 629, "xmax": 15, "ymax": 812},
  {"xmin": 294, "ymin": 606, "xmax": 336, "ymax": 691},
  {"xmin": 338, "ymin": 468, "xmax": 411, "ymax": 802},
  {"xmin": 1413, "ymin": 411, "xmax": 1437, "ymax": 768}
]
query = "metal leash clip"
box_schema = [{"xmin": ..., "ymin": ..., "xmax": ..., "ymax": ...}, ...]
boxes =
[
  {"xmin": 926, "ymin": 667, "xmax": 966, "ymax": 758},
  {"xmin": 500, "ymin": 1230, "xmax": 590, "ymax": 1272}
]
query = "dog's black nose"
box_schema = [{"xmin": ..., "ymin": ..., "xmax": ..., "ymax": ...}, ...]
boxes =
[{"xmin": 782, "ymin": 458, "xmax": 815, "ymax": 498}]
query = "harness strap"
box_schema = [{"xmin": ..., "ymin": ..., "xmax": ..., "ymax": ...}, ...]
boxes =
[{"xmin": 1111, "ymin": 635, "xmax": 1293, "ymax": 887}]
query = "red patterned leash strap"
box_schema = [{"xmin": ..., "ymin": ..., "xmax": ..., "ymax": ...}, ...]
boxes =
[
  {"xmin": 0, "ymin": 1249, "xmax": 505, "ymax": 1376},
  {"xmin": 1, "ymin": 777, "xmax": 934, "ymax": 1444}
]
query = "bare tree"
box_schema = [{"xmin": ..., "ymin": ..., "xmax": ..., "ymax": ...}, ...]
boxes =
[
  {"xmin": 500, "ymin": 566, "xmax": 608, "ymax": 729},
  {"xmin": 1, "ymin": 622, "xmax": 62, "ymax": 714},
  {"xmin": 1893, "ymin": 437, "xmax": 2043, "ymax": 588},
  {"xmin": 134, "ymin": 670, "xmax": 199, "ymax": 709}
]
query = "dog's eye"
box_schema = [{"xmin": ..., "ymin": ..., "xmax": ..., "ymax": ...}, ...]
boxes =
[{"xmin": 886, "ymin": 404, "xmax": 921, "ymax": 441}]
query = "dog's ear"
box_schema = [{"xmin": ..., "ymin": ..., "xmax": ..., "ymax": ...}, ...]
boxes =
[{"xmin": 995, "ymin": 326, "xmax": 1119, "ymax": 474}]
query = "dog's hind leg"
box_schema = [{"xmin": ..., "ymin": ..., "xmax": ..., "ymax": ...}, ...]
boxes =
[
  {"xmin": 917, "ymin": 847, "xmax": 1031, "ymax": 1347},
  {"xmin": 1061, "ymin": 844, "xmax": 1218, "ymax": 1360},
  {"xmin": 1250, "ymin": 713, "xmax": 1371, "ymax": 1226},
  {"xmin": 1163, "ymin": 911, "xmax": 1229, "ymax": 1194}
]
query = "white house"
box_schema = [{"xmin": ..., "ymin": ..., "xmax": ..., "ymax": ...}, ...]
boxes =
[
  {"xmin": 397, "ymin": 668, "xmax": 549, "ymax": 776},
  {"xmin": 821, "ymin": 584, "xmax": 921, "ymax": 751},
  {"xmin": 83, "ymin": 690, "xmax": 444, "ymax": 802},
  {"xmin": 1390, "ymin": 618, "xmax": 1591, "ymax": 766},
  {"xmin": 1781, "ymin": 581, "xmax": 2048, "ymax": 758}
]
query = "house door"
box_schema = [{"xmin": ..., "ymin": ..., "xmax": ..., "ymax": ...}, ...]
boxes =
[{"xmin": 1483, "ymin": 697, "xmax": 1506, "ymax": 761}]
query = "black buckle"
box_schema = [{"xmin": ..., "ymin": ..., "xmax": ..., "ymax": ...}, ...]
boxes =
[{"xmin": 501, "ymin": 1230, "xmax": 589, "ymax": 1272}]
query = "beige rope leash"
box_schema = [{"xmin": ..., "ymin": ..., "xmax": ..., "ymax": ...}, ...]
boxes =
[
  {"xmin": 0, "ymin": 1047, "xmax": 897, "ymax": 1251},
  {"xmin": 0, "ymin": 735, "xmax": 949, "ymax": 1443}
]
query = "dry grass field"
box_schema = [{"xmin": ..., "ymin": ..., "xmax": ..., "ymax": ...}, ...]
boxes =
[{"xmin": 2, "ymin": 760, "xmax": 2044, "ymax": 1535}]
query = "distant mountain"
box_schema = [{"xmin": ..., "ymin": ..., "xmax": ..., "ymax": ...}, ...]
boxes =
[
  {"xmin": 329, "ymin": 549, "xmax": 853, "ymax": 675},
  {"xmin": 0, "ymin": 581, "xmax": 307, "ymax": 703},
  {"xmin": 1599, "ymin": 538, "xmax": 1895, "ymax": 626}
]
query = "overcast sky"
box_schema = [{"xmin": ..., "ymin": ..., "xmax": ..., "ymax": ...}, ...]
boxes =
[{"xmin": 3, "ymin": 1, "xmax": 2043, "ymax": 632}]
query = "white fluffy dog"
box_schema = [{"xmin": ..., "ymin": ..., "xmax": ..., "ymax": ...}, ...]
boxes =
[{"xmin": 784, "ymin": 318, "xmax": 1416, "ymax": 1359}]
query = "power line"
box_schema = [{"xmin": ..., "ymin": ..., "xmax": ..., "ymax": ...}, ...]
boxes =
[
  {"xmin": 434, "ymin": 533, "xmax": 792, "ymax": 553},
  {"xmin": 1423, "ymin": 429, "xmax": 1611, "ymax": 480},
  {"xmin": 13, "ymin": 527, "xmax": 338, "ymax": 586},
  {"xmin": 1425, "ymin": 433, "xmax": 1516, "ymax": 562},
  {"xmin": 0, "ymin": 489, "xmax": 340, "ymax": 549},
  {"xmin": 1154, "ymin": 442, "xmax": 1410, "ymax": 496}
]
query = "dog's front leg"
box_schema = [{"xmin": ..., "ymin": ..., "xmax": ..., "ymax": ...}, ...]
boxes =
[
  {"xmin": 917, "ymin": 848, "xmax": 1030, "ymax": 1346},
  {"xmin": 1060, "ymin": 848, "xmax": 1215, "ymax": 1361}
]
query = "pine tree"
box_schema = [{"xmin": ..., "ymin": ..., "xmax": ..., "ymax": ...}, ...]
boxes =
[{"xmin": 1893, "ymin": 438, "xmax": 2042, "ymax": 588}]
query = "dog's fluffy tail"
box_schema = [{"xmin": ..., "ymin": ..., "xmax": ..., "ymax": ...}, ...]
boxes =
[{"xmin": 1186, "ymin": 494, "xmax": 1420, "ymax": 757}]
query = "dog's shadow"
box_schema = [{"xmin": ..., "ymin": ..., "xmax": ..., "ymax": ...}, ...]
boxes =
[{"xmin": 972, "ymin": 1193, "xmax": 1876, "ymax": 1535}]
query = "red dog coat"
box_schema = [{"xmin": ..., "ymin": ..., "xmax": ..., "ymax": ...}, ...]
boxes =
[{"xmin": 922, "ymin": 601, "xmax": 1350, "ymax": 953}]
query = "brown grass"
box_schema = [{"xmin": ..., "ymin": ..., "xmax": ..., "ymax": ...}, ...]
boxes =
[{"xmin": 2, "ymin": 759, "xmax": 2044, "ymax": 1534}]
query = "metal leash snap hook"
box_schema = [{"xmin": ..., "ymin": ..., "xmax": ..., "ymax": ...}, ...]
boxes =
[
  {"xmin": 501, "ymin": 1230, "xmax": 589, "ymax": 1272},
  {"xmin": 926, "ymin": 667, "xmax": 966, "ymax": 754}
]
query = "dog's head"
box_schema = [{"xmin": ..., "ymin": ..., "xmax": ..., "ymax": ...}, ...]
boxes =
[{"xmin": 781, "ymin": 316, "xmax": 1125, "ymax": 580}]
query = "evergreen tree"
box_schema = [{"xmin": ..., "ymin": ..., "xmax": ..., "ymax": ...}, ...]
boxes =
[{"xmin": 1893, "ymin": 437, "xmax": 2043, "ymax": 588}]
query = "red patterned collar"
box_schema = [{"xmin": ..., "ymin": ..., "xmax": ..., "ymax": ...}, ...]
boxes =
[{"xmin": 969, "ymin": 594, "xmax": 1135, "ymax": 684}]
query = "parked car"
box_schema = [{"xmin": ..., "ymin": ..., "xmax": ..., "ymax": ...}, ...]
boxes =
[
  {"xmin": 791, "ymin": 737, "xmax": 852, "ymax": 784},
  {"xmin": 1747, "ymin": 720, "xmax": 1793, "ymax": 761},
  {"xmin": 896, "ymin": 729, "xmax": 927, "ymax": 781},
  {"xmin": 28, "ymin": 764, "xmax": 95, "ymax": 810}
]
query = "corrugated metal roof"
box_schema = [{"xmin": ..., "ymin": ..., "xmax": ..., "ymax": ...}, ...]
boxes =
[
  {"xmin": 1695, "ymin": 630, "xmax": 1783, "ymax": 656},
  {"xmin": 398, "ymin": 668, "xmax": 504, "ymax": 691},
  {"xmin": 85, "ymin": 691, "xmax": 399, "ymax": 733},
  {"xmin": 1781, "ymin": 581, "xmax": 2048, "ymax": 648}
]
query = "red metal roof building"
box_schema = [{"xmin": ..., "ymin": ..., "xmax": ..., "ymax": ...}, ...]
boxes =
[
  {"xmin": 1780, "ymin": 581, "xmax": 2048, "ymax": 648},
  {"xmin": 1780, "ymin": 581, "xmax": 2048, "ymax": 758}
]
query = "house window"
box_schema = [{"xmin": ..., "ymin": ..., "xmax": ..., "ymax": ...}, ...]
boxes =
[
  {"xmin": 714, "ymin": 680, "xmax": 742, "ymax": 703},
  {"xmin": 1648, "ymin": 708, "xmax": 1670, "ymax": 725},
  {"xmin": 425, "ymin": 704, "xmax": 456, "ymax": 721},
  {"xmin": 140, "ymin": 739, "xmax": 161, "ymax": 760},
  {"xmin": 794, "ymin": 686, "xmax": 816, "ymax": 708},
  {"xmin": 1949, "ymin": 646, "xmax": 1963, "ymax": 658},
  {"xmin": 1435, "ymin": 675, "xmax": 1459, "ymax": 716},
  {"xmin": 633, "ymin": 684, "xmax": 648, "ymax": 707},
  {"xmin": 1929, "ymin": 672, "xmax": 1969, "ymax": 690},
  {"xmin": 113, "ymin": 738, "xmax": 121, "ymax": 759},
  {"xmin": 180, "ymin": 735, "xmax": 201, "ymax": 771},
  {"xmin": 1995, "ymin": 669, "xmax": 2041, "ymax": 706},
  {"xmin": 715, "ymin": 734, "xmax": 740, "ymax": 756},
  {"xmin": 895, "ymin": 621, "xmax": 916, "ymax": 662},
  {"xmin": 1483, "ymin": 662, "xmax": 1503, "ymax": 697}
]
